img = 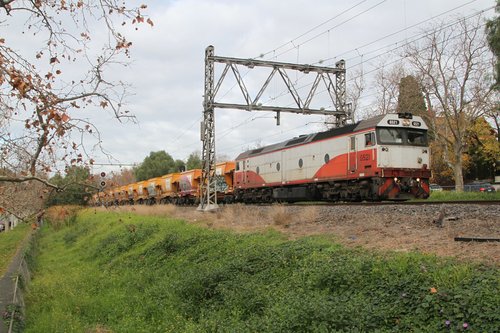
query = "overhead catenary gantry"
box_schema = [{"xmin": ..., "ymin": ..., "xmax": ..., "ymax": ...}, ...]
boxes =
[{"xmin": 198, "ymin": 45, "xmax": 349, "ymax": 211}]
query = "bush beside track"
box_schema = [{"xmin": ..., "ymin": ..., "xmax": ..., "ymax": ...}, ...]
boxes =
[{"xmin": 24, "ymin": 208, "xmax": 499, "ymax": 332}]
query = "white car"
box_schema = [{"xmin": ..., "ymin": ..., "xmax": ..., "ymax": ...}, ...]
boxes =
[{"xmin": 430, "ymin": 184, "xmax": 443, "ymax": 192}]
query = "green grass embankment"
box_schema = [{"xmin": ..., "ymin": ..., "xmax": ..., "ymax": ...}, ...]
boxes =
[
  {"xmin": 25, "ymin": 209, "xmax": 499, "ymax": 332},
  {"xmin": 0, "ymin": 222, "xmax": 30, "ymax": 276},
  {"xmin": 426, "ymin": 191, "xmax": 500, "ymax": 201}
]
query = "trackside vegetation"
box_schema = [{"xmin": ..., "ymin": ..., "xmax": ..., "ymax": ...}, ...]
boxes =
[
  {"xmin": 24, "ymin": 209, "xmax": 499, "ymax": 332},
  {"xmin": 425, "ymin": 190, "xmax": 500, "ymax": 201}
]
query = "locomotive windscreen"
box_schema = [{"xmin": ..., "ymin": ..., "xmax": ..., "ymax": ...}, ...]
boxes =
[{"xmin": 377, "ymin": 127, "xmax": 428, "ymax": 146}]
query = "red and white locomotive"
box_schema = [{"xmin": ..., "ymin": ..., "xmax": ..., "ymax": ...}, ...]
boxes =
[{"xmin": 233, "ymin": 113, "xmax": 431, "ymax": 202}]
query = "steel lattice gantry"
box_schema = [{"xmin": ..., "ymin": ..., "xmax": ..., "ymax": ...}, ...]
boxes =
[{"xmin": 198, "ymin": 45, "xmax": 348, "ymax": 211}]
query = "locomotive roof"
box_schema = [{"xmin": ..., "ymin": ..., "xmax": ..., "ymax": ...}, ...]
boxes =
[
  {"xmin": 235, "ymin": 122, "xmax": 359, "ymax": 160},
  {"xmin": 235, "ymin": 113, "xmax": 424, "ymax": 160}
]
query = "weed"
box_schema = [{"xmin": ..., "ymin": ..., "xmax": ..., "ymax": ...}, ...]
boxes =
[
  {"xmin": 270, "ymin": 205, "xmax": 292, "ymax": 227},
  {"xmin": 46, "ymin": 205, "xmax": 82, "ymax": 230}
]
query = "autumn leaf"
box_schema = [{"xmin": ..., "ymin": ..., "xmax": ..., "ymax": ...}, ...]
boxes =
[
  {"xmin": 100, "ymin": 101, "xmax": 108, "ymax": 108},
  {"xmin": 147, "ymin": 18, "xmax": 154, "ymax": 27}
]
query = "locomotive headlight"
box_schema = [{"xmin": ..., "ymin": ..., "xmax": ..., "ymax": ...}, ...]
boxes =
[
  {"xmin": 416, "ymin": 178, "xmax": 420, "ymax": 182},
  {"xmin": 394, "ymin": 177, "xmax": 398, "ymax": 182}
]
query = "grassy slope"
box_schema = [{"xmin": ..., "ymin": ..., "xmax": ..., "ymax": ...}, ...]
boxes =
[
  {"xmin": 424, "ymin": 191, "xmax": 500, "ymax": 201},
  {"xmin": 0, "ymin": 222, "xmax": 30, "ymax": 276},
  {"xmin": 25, "ymin": 209, "xmax": 499, "ymax": 333}
]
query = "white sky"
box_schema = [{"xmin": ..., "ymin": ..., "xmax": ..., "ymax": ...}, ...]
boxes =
[{"xmin": 5, "ymin": 0, "xmax": 497, "ymax": 174}]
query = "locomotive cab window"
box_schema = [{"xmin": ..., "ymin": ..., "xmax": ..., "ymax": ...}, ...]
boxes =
[
  {"xmin": 378, "ymin": 128, "xmax": 403, "ymax": 144},
  {"xmin": 365, "ymin": 132, "xmax": 375, "ymax": 147},
  {"xmin": 407, "ymin": 130, "xmax": 428, "ymax": 146},
  {"xmin": 236, "ymin": 162, "xmax": 240, "ymax": 171}
]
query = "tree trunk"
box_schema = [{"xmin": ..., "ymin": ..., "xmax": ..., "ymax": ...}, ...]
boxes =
[{"xmin": 453, "ymin": 144, "xmax": 464, "ymax": 192}]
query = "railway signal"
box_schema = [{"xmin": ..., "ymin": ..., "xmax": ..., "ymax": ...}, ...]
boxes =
[{"xmin": 99, "ymin": 171, "xmax": 106, "ymax": 190}]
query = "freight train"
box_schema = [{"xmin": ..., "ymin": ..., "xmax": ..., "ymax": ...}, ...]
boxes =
[{"xmin": 92, "ymin": 113, "xmax": 431, "ymax": 206}]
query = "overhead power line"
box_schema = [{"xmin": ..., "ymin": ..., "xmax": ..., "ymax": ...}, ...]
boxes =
[
  {"xmin": 256, "ymin": 0, "xmax": 370, "ymax": 59},
  {"xmin": 318, "ymin": 0, "xmax": 483, "ymax": 65},
  {"xmin": 272, "ymin": 0, "xmax": 389, "ymax": 60}
]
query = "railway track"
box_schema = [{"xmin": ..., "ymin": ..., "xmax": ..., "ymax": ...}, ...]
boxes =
[
  {"xmin": 306, "ymin": 200, "xmax": 499, "ymax": 206},
  {"xmin": 236, "ymin": 200, "xmax": 500, "ymax": 207}
]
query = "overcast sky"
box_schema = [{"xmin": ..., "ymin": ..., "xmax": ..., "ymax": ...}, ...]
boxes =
[{"xmin": 8, "ymin": 0, "xmax": 497, "ymax": 174}]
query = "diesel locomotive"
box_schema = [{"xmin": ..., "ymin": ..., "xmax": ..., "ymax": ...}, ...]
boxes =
[{"xmin": 233, "ymin": 112, "xmax": 430, "ymax": 203}]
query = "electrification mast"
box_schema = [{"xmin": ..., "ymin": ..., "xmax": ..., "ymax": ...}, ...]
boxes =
[{"xmin": 198, "ymin": 45, "xmax": 348, "ymax": 211}]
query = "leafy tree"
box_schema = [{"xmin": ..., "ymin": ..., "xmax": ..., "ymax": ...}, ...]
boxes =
[
  {"xmin": 186, "ymin": 151, "xmax": 202, "ymax": 170},
  {"xmin": 134, "ymin": 151, "xmax": 175, "ymax": 181},
  {"xmin": 174, "ymin": 159, "xmax": 186, "ymax": 173},
  {"xmin": 465, "ymin": 117, "xmax": 500, "ymax": 181},
  {"xmin": 396, "ymin": 75, "xmax": 427, "ymax": 118},
  {"xmin": 486, "ymin": 0, "xmax": 500, "ymax": 90},
  {"xmin": 46, "ymin": 166, "xmax": 93, "ymax": 206}
]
